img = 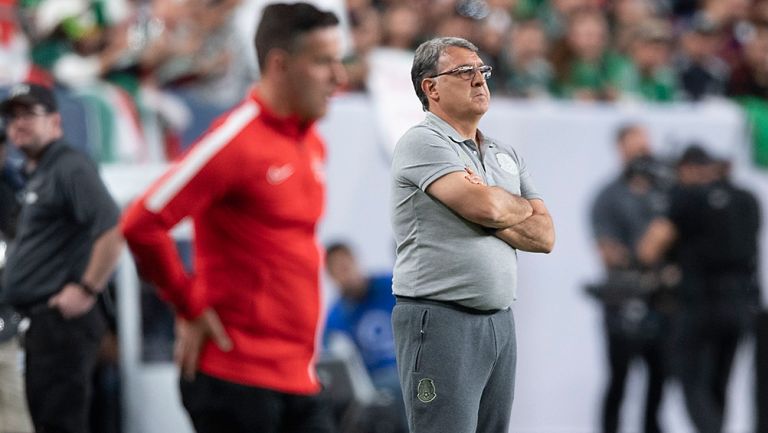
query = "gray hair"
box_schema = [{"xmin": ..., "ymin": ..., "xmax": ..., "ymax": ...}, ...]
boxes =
[{"xmin": 411, "ymin": 37, "xmax": 479, "ymax": 112}]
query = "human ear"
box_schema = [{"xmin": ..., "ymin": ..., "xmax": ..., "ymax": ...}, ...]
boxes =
[{"xmin": 422, "ymin": 78, "xmax": 439, "ymax": 103}]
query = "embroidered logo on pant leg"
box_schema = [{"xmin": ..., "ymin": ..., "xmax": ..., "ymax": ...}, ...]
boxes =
[{"xmin": 417, "ymin": 378, "xmax": 436, "ymax": 403}]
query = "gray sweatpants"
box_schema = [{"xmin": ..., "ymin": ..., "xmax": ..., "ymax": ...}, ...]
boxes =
[{"xmin": 392, "ymin": 298, "xmax": 516, "ymax": 433}]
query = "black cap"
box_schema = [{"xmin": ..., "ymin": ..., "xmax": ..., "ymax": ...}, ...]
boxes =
[
  {"xmin": 0, "ymin": 83, "xmax": 58, "ymax": 116},
  {"xmin": 677, "ymin": 144, "xmax": 717, "ymax": 166}
]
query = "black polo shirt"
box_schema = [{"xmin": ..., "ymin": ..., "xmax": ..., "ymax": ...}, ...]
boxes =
[
  {"xmin": 668, "ymin": 179, "xmax": 761, "ymax": 303},
  {"xmin": 1, "ymin": 140, "xmax": 119, "ymax": 307}
]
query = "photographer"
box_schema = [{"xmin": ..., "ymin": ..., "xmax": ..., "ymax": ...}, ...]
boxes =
[{"xmin": 589, "ymin": 124, "xmax": 672, "ymax": 433}]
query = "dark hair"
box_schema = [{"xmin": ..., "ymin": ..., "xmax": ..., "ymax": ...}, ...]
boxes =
[
  {"xmin": 254, "ymin": 2, "xmax": 339, "ymax": 70},
  {"xmin": 326, "ymin": 242, "xmax": 352, "ymax": 258},
  {"xmin": 677, "ymin": 144, "xmax": 717, "ymax": 166},
  {"xmin": 0, "ymin": 127, "xmax": 5, "ymax": 145},
  {"xmin": 411, "ymin": 37, "xmax": 479, "ymax": 111}
]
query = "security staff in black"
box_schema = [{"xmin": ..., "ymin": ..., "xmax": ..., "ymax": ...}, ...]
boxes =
[
  {"xmin": 639, "ymin": 145, "xmax": 762, "ymax": 433},
  {"xmin": 0, "ymin": 83, "xmax": 125, "ymax": 433}
]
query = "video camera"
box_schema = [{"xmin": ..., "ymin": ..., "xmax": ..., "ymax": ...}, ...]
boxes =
[{"xmin": 623, "ymin": 155, "xmax": 676, "ymax": 192}]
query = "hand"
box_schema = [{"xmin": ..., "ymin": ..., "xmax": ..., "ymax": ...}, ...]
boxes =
[
  {"xmin": 464, "ymin": 167, "xmax": 485, "ymax": 185},
  {"xmin": 175, "ymin": 308, "xmax": 233, "ymax": 381},
  {"xmin": 48, "ymin": 283, "xmax": 97, "ymax": 319}
]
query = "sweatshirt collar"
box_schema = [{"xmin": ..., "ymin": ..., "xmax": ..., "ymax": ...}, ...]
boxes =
[{"xmin": 249, "ymin": 87, "xmax": 315, "ymax": 140}]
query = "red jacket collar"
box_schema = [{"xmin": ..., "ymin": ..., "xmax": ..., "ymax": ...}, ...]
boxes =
[{"xmin": 249, "ymin": 87, "xmax": 315, "ymax": 140}]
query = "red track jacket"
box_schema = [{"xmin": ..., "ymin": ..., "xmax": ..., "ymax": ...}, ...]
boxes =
[{"xmin": 122, "ymin": 88, "xmax": 326, "ymax": 394}]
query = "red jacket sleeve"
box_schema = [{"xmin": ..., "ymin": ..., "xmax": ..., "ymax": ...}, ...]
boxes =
[{"xmin": 121, "ymin": 103, "xmax": 257, "ymax": 319}]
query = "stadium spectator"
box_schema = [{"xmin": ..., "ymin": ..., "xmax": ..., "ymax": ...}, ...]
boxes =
[
  {"xmin": 676, "ymin": 14, "xmax": 730, "ymax": 101},
  {"xmin": 609, "ymin": 0, "xmax": 656, "ymax": 53},
  {"xmin": 499, "ymin": 19, "xmax": 554, "ymax": 97},
  {"xmin": 614, "ymin": 19, "xmax": 678, "ymax": 102},
  {"xmin": 323, "ymin": 242, "xmax": 406, "ymax": 432},
  {"xmin": 538, "ymin": 0, "xmax": 595, "ymax": 39},
  {"xmin": 434, "ymin": 12, "xmax": 476, "ymax": 40},
  {"xmin": 728, "ymin": 21, "xmax": 768, "ymax": 98},
  {"xmin": 342, "ymin": 7, "xmax": 382, "ymax": 91},
  {"xmin": 381, "ymin": 4, "xmax": 421, "ymax": 51},
  {"xmin": 550, "ymin": 9, "xmax": 622, "ymax": 101},
  {"xmin": 697, "ymin": 0, "xmax": 751, "ymax": 71}
]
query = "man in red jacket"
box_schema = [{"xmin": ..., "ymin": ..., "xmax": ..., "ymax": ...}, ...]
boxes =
[{"xmin": 121, "ymin": 3, "xmax": 346, "ymax": 432}]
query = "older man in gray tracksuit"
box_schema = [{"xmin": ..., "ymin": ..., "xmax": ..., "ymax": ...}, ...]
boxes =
[{"xmin": 390, "ymin": 37, "xmax": 555, "ymax": 433}]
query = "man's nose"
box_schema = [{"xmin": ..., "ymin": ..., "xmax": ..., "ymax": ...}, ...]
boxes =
[
  {"xmin": 472, "ymin": 71, "xmax": 486, "ymax": 86},
  {"xmin": 332, "ymin": 61, "xmax": 348, "ymax": 87}
]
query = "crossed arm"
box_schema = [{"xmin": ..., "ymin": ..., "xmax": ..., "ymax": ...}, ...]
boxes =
[
  {"xmin": 425, "ymin": 169, "xmax": 555, "ymax": 253},
  {"xmin": 494, "ymin": 199, "xmax": 555, "ymax": 253}
]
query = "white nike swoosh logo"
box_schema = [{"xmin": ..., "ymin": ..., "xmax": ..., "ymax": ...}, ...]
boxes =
[{"xmin": 266, "ymin": 164, "xmax": 295, "ymax": 185}]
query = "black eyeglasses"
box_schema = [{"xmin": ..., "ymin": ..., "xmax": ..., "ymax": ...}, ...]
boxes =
[{"xmin": 429, "ymin": 65, "xmax": 493, "ymax": 81}]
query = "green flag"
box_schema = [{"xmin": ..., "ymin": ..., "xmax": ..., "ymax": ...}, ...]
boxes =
[{"xmin": 737, "ymin": 97, "xmax": 768, "ymax": 168}]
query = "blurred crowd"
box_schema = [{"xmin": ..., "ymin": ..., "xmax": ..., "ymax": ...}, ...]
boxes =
[
  {"xmin": 342, "ymin": 0, "xmax": 768, "ymax": 101},
  {"xmin": 1, "ymin": 0, "xmax": 768, "ymax": 163},
  {"xmin": 1, "ymin": 0, "xmax": 255, "ymax": 162}
]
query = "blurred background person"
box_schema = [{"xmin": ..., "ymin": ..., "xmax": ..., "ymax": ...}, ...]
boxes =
[
  {"xmin": 433, "ymin": 12, "xmax": 476, "ymax": 41},
  {"xmin": 342, "ymin": 6, "xmax": 382, "ymax": 91},
  {"xmin": 550, "ymin": 8, "xmax": 622, "ymax": 101},
  {"xmin": 639, "ymin": 145, "xmax": 762, "ymax": 433},
  {"xmin": 727, "ymin": 20, "xmax": 768, "ymax": 99},
  {"xmin": 608, "ymin": 0, "xmax": 656, "ymax": 54},
  {"xmin": 588, "ymin": 123, "xmax": 672, "ymax": 433},
  {"xmin": 499, "ymin": 19, "xmax": 554, "ymax": 98},
  {"xmin": 475, "ymin": 20, "xmax": 510, "ymax": 91},
  {"xmin": 675, "ymin": 14, "xmax": 730, "ymax": 101},
  {"xmin": 536, "ymin": 0, "xmax": 594, "ymax": 39},
  {"xmin": 380, "ymin": 4, "xmax": 421, "ymax": 51},
  {"xmin": 1, "ymin": 82, "xmax": 124, "ymax": 433},
  {"xmin": 120, "ymin": 3, "xmax": 347, "ymax": 432},
  {"xmin": 0, "ymin": 124, "xmax": 33, "ymax": 433},
  {"xmin": 0, "ymin": 0, "xmax": 43, "ymax": 86},
  {"xmin": 323, "ymin": 242, "xmax": 405, "ymax": 433},
  {"xmin": 695, "ymin": 0, "xmax": 752, "ymax": 71},
  {"xmin": 613, "ymin": 19, "xmax": 679, "ymax": 102}
]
